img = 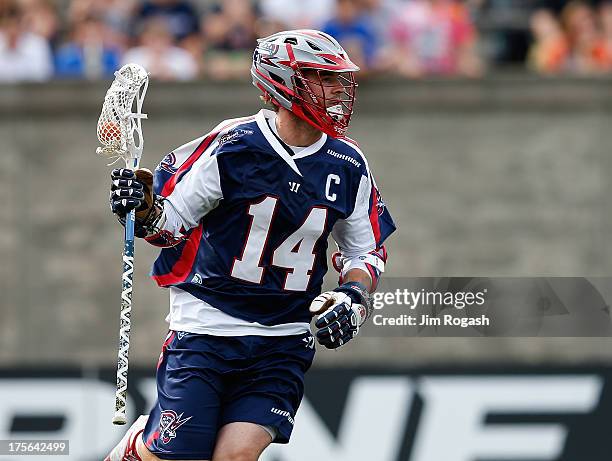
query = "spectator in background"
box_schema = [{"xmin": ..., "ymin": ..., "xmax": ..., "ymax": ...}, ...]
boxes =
[
  {"xmin": 534, "ymin": 0, "xmax": 579, "ymax": 15},
  {"xmin": 204, "ymin": 0, "xmax": 256, "ymax": 51},
  {"xmin": 528, "ymin": 8, "xmax": 569, "ymax": 73},
  {"xmin": 599, "ymin": 1, "xmax": 612, "ymax": 70},
  {"xmin": 68, "ymin": 0, "xmax": 103, "ymax": 22},
  {"xmin": 19, "ymin": 0, "xmax": 59, "ymax": 49},
  {"xmin": 0, "ymin": 0, "xmax": 12, "ymax": 15},
  {"xmin": 134, "ymin": 0, "xmax": 203, "ymax": 77},
  {"xmin": 467, "ymin": 0, "xmax": 534, "ymax": 64},
  {"xmin": 359, "ymin": 0, "xmax": 401, "ymax": 49},
  {"xmin": 136, "ymin": 0, "xmax": 200, "ymax": 42},
  {"xmin": 0, "ymin": 2, "xmax": 52, "ymax": 82},
  {"xmin": 254, "ymin": 16, "xmax": 288, "ymax": 39},
  {"xmin": 123, "ymin": 17, "xmax": 198, "ymax": 81},
  {"xmin": 202, "ymin": 0, "xmax": 257, "ymax": 79},
  {"xmin": 561, "ymin": 0, "xmax": 607, "ymax": 74},
  {"xmin": 55, "ymin": 15, "xmax": 121, "ymax": 79},
  {"xmin": 67, "ymin": 0, "xmax": 136, "ymax": 49},
  {"xmin": 102, "ymin": 0, "xmax": 139, "ymax": 46},
  {"xmin": 321, "ymin": 0, "xmax": 378, "ymax": 72},
  {"xmin": 259, "ymin": 0, "xmax": 335, "ymax": 29},
  {"xmin": 385, "ymin": 0, "xmax": 483, "ymax": 77}
]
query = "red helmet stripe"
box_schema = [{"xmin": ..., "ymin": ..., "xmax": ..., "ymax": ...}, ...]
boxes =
[
  {"xmin": 369, "ymin": 184, "xmax": 382, "ymax": 243},
  {"xmin": 316, "ymin": 53, "xmax": 359, "ymax": 71},
  {"xmin": 277, "ymin": 57, "xmax": 358, "ymax": 72},
  {"xmin": 297, "ymin": 29, "xmax": 336, "ymax": 45},
  {"xmin": 254, "ymin": 68, "xmax": 295, "ymax": 97},
  {"xmin": 285, "ymin": 43, "xmax": 298, "ymax": 70}
]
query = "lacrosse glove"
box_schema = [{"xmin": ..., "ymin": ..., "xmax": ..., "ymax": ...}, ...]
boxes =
[
  {"xmin": 309, "ymin": 281, "xmax": 372, "ymax": 349},
  {"xmin": 109, "ymin": 168, "xmax": 162, "ymax": 237}
]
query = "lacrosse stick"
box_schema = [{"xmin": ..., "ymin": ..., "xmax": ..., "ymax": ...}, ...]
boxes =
[{"xmin": 96, "ymin": 63, "xmax": 149, "ymax": 425}]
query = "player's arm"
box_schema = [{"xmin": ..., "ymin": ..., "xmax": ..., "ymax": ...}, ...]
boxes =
[
  {"xmin": 310, "ymin": 172, "xmax": 395, "ymax": 349},
  {"xmin": 343, "ymin": 268, "xmax": 372, "ymax": 292}
]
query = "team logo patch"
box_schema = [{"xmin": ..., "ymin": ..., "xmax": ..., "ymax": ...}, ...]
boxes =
[
  {"xmin": 176, "ymin": 331, "xmax": 189, "ymax": 340},
  {"xmin": 375, "ymin": 188, "xmax": 386, "ymax": 216},
  {"xmin": 218, "ymin": 129, "xmax": 254, "ymax": 146},
  {"xmin": 259, "ymin": 42, "xmax": 279, "ymax": 55},
  {"xmin": 158, "ymin": 152, "xmax": 178, "ymax": 174},
  {"xmin": 159, "ymin": 410, "xmax": 192, "ymax": 444}
]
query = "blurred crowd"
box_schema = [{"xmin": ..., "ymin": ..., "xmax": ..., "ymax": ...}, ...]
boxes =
[
  {"xmin": 528, "ymin": 1, "xmax": 612, "ymax": 74},
  {"xmin": 0, "ymin": 0, "xmax": 610, "ymax": 83}
]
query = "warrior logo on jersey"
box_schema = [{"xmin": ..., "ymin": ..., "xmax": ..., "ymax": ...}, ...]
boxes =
[
  {"xmin": 158, "ymin": 152, "xmax": 178, "ymax": 175},
  {"xmin": 159, "ymin": 410, "xmax": 192, "ymax": 444},
  {"xmin": 218, "ymin": 129, "xmax": 254, "ymax": 146}
]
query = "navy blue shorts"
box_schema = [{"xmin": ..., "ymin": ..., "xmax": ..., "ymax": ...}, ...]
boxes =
[{"xmin": 142, "ymin": 330, "xmax": 316, "ymax": 460}]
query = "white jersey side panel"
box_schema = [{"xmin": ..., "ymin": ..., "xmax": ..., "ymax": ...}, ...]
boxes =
[{"xmin": 167, "ymin": 288, "xmax": 310, "ymax": 336}]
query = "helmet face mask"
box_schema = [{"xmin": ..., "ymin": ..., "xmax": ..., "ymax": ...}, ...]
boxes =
[
  {"xmin": 291, "ymin": 69, "xmax": 357, "ymax": 137},
  {"xmin": 251, "ymin": 29, "xmax": 359, "ymax": 138}
]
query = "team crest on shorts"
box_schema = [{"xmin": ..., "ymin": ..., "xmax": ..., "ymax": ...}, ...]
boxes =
[{"xmin": 159, "ymin": 410, "xmax": 192, "ymax": 444}]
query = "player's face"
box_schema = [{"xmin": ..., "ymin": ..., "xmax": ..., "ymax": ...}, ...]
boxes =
[
  {"xmin": 301, "ymin": 70, "xmax": 345, "ymax": 107},
  {"xmin": 294, "ymin": 68, "xmax": 357, "ymax": 135}
]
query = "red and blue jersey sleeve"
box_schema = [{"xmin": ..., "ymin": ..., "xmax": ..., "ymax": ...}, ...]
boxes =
[{"xmin": 367, "ymin": 175, "xmax": 396, "ymax": 248}]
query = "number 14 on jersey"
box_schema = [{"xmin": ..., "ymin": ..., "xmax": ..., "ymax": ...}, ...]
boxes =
[{"xmin": 231, "ymin": 196, "xmax": 327, "ymax": 291}]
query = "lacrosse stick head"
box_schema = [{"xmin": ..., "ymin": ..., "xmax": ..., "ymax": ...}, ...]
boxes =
[{"xmin": 96, "ymin": 63, "xmax": 149, "ymax": 167}]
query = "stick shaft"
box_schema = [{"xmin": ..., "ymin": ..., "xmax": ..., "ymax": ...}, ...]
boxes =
[{"xmin": 113, "ymin": 160, "xmax": 138, "ymax": 425}]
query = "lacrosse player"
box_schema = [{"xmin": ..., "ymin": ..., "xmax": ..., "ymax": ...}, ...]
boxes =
[{"xmin": 105, "ymin": 29, "xmax": 395, "ymax": 461}]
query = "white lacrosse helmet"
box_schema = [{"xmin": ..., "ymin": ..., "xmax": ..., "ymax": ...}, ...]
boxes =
[{"xmin": 251, "ymin": 29, "xmax": 359, "ymax": 138}]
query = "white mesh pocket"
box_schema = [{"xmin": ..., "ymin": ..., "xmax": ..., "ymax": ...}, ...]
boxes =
[{"xmin": 96, "ymin": 64, "xmax": 149, "ymax": 165}]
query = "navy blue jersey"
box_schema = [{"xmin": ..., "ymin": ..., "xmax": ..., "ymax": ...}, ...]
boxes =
[{"xmin": 148, "ymin": 110, "xmax": 395, "ymax": 327}]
